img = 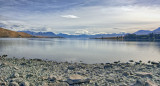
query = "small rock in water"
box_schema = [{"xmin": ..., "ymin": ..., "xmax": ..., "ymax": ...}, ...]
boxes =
[
  {"xmin": 68, "ymin": 66, "xmax": 75, "ymax": 70},
  {"xmin": 9, "ymin": 82, "xmax": 19, "ymax": 86},
  {"xmin": 129, "ymin": 60, "xmax": 134, "ymax": 62}
]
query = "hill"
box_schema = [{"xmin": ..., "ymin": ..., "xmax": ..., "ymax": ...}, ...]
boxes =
[
  {"xmin": 18, "ymin": 31, "xmax": 59, "ymax": 37},
  {"xmin": 0, "ymin": 28, "xmax": 33, "ymax": 38}
]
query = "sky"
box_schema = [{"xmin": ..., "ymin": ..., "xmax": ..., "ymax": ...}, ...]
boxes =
[{"xmin": 0, "ymin": 0, "xmax": 160, "ymax": 34}]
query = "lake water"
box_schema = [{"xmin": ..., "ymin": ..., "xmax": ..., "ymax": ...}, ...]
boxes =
[{"xmin": 0, "ymin": 38, "xmax": 160, "ymax": 63}]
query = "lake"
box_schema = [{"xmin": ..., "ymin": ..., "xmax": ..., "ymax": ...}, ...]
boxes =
[{"xmin": 0, "ymin": 38, "xmax": 160, "ymax": 63}]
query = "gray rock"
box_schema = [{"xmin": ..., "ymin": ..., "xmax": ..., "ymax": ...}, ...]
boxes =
[
  {"xmin": 67, "ymin": 74, "xmax": 90, "ymax": 85},
  {"xmin": 9, "ymin": 82, "xmax": 19, "ymax": 86},
  {"xmin": 48, "ymin": 82, "xmax": 69, "ymax": 86},
  {"xmin": 19, "ymin": 81, "xmax": 30, "ymax": 86},
  {"xmin": 0, "ymin": 82, "xmax": 6, "ymax": 86},
  {"xmin": 48, "ymin": 75, "xmax": 57, "ymax": 82},
  {"xmin": 145, "ymin": 80, "xmax": 158, "ymax": 86},
  {"xmin": 68, "ymin": 66, "xmax": 75, "ymax": 70},
  {"xmin": 123, "ymin": 72, "xmax": 130, "ymax": 76},
  {"xmin": 11, "ymin": 73, "xmax": 19, "ymax": 78},
  {"xmin": 135, "ymin": 72, "xmax": 152, "ymax": 78},
  {"xmin": 105, "ymin": 78, "xmax": 115, "ymax": 83},
  {"xmin": 131, "ymin": 80, "xmax": 145, "ymax": 86}
]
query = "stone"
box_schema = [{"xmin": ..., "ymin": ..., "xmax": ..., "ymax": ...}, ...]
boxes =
[
  {"xmin": 13, "ymin": 66, "xmax": 19, "ymax": 70},
  {"xmin": 48, "ymin": 82, "xmax": 69, "ymax": 86},
  {"xmin": 123, "ymin": 72, "xmax": 130, "ymax": 76},
  {"xmin": 135, "ymin": 72, "xmax": 152, "ymax": 78},
  {"xmin": 48, "ymin": 75, "xmax": 57, "ymax": 82},
  {"xmin": 104, "ymin": 65, "xmax": 112, "ymax": 69},
  {"xmin": 10, "ymin": 78, "xmax": 23, "ymax": 83},
  {"xmin": 67, "ymin": 74, "xmax": 90, "ymax": 85},
  {"xmin": 68, "ymin": 66, "xmax": 75, "ymax": 70},
  {"xmin": 19, "ymin": 81, "xmax": 30, "ymax": 86},
  {"xmin": 105, "ymin": 78, "xmax": 115, "ymax": 83},
  {"xmin": 0, "ymin": 82, "xmax": 6, "ymax": 86},
  {"xmin": 129, "ymin": 60, "xmax": 134, "ymax": 62},
  {"xmin": 151, "ymin": 62, "xmax": 159, "ymax": 65},
  {"xmin": 11, "ymin": 73, "xmax": 19, "ymax": 78},
  {"xmin": 9, "ymin": 82, "xmax": 19, "ymax": 86},
  {"xmin": 131, "ymin": 80, "xmax": 145, "ymax": 86},
  {"xmin": 145, "ymin": 80, "xmax": 158, "ymax": 86}
]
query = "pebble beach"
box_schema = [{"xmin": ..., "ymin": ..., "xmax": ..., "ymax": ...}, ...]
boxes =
[{"xmin": 0, "ymin": 56, "xmax": 160, "ymax": 86}]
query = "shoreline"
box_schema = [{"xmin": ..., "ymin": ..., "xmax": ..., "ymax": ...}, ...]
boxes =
[{"xmin": 0, "ymin": 56, "xmax": 159, "ymax": 86}]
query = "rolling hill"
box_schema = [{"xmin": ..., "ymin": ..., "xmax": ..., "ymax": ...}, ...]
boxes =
[{"xmin": 0, "ymin": 28, "xmax": 33, "ymax": 38}]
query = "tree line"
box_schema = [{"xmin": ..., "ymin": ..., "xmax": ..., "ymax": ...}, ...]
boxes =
[{"xmin": 124, "ymin": 33, "xmax": 160, "ymax": 41}]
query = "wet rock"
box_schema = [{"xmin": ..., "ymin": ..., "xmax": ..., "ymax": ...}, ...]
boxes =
[
  {"xmin": 129, "ymin": 60, "xmax": 134, "ymax": 62},
  {"xmin": 19, "ymin": 81, "xmax": 30, "ymax": 86},
  {"xmin": 151, "ymin": 62, "xmax": 159, "ymax": 65},
  {"xmin": 135, "ymin": 72, "xmax": 152, "ymax": 78},
  {"xmin": 9, "ymin": 82, "xmax": 19, "ymax": 86},
  {"xmin": 67, "ymin": 74, "xmax": 90, "ymax": 85},
  {"xmin": 104, "ymin": 64, "xmax": 112, "ymax": 69},
  {"xmin": 2, "ymin": 55, "xmax": 7, "ymax": 58}
]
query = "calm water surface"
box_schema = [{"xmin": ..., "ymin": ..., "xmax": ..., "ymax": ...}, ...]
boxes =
[{"xmin": 0, "ymin": 38, "xmax": 160, "ymax": 63}]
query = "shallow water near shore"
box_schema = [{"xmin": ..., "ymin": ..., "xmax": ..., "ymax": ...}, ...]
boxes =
[{"xmin": 0, "ymin": 38, "xmax": 160, "ymax": 63}]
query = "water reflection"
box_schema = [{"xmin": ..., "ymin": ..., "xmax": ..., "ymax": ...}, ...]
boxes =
[{"xmin": 0, "ymin": 38, "xmax": 160, "ymax": 63}]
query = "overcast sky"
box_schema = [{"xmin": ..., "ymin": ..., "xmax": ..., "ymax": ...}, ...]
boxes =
[{"xmin": 0, "ymin": 0, "xmax": 160, "ymax": 34}]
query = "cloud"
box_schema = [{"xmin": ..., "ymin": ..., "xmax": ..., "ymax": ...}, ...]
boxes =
[
  {"xmin": 61, "ymin": 15, "xmax": 79, "ymax": 19},
  {"xmin": 1, "ymin": 0, "xmax": 160, "ymax": 34}
]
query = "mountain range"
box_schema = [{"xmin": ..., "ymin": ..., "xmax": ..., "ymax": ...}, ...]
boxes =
[
  {"xmin": 18, "ymin": 31, "xmax": 126, "ymax": 38},
  {"xmin": 18, "ymin": 31, "xmax": 58, "ymax": 37},
  {"xmin": 19, "ymin": 27, "xmax": 160, "ymax": 38},
  {"xmin": 134, "ymin": 27, "xmax": 160, "ymax": 35}
]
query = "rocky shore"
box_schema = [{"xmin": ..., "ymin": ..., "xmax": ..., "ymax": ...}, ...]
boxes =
[{"xmin": 0, "ymin": 56, "xmax": 160, "ymax": 86}]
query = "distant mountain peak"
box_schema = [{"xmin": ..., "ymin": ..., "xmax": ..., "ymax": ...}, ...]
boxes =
[
  {"xmin": 153, "ymin": 27, "xmax": 160, "ymax": 34},
  {"xmin": 134, "ymin": 30, "xmax": 152, "ymax": 35}
]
